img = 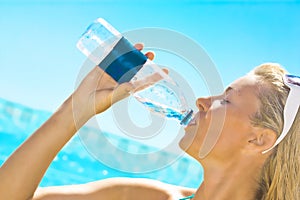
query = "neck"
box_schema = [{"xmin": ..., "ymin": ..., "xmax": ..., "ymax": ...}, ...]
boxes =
[{"xmin": 194, "ymin": 155, "xmax": 263, "ymax": 200}]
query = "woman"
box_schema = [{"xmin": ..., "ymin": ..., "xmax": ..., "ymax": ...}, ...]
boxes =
[{"xmin": 0, "ymin": 45, "xmax": 299, "ymax": 199}]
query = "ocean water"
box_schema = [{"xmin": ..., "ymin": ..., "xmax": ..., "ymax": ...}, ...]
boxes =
[{"xmin": 0, "ymin": 98, "xmax": 203, "ymax": 188}]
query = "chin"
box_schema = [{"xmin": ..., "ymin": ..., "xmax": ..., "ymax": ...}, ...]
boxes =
[
  {"xmin": 179, "ymin": 139, "xmax": 199, "ymax": 161},
  {"xmin": 180, "ymin": 125, "xmax": 207, "ymax": 160},
  {"xmin": 180, "ymin": 124, "xmax": 198, "ymax": 147},
  {"xmin": 178, "ymin": 137, "xmax": 187, "ymax": 151},
  {"xmin": 179, "ymin": 133, "xmax": 194, "ymax": 154}
]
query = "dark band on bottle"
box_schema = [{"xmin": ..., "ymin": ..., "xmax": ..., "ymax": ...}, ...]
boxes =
[{"xmin": 98, "ymin": 37, "xmax": 148, "ymax": 83}]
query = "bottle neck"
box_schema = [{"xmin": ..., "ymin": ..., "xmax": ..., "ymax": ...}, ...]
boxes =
[{"xmin": 180, "ymin": 109, "xmax": 194, "ymax": 126}]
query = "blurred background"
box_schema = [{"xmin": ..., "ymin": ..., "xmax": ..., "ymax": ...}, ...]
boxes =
[
  {"xmin": 1, "ymin": 0, "xmax": 300, "ymax": 188},
  {"xmin": 1, "ymin": 0, "xmax": 299, "ymax": 112}
]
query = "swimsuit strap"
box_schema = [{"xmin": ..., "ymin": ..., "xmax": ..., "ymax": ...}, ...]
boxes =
[{"xmin": 179, "ymin": 194, "xmax": 195, "ymax": 200}]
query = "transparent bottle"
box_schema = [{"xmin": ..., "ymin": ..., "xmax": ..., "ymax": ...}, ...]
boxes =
[{"xmin": 77, "ymin": 18, "xmax": 194, "ymax": 125}]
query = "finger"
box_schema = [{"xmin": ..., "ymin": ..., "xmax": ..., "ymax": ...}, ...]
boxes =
[
  {"xmin": 162, "ymin": 68, "xmax": 169, "ymax": 74},
  {"xmin": 131, "ymin": 71, "xmax": 165, "ymax": 92},
  {"xmin": 111, "ymin": 82, "xmax": 134, "ymax": 104},
  {"xmin": 145, "ymin": 52, "xmax": 155, "ymax": 61},
  {"xmin": 134, "ymin": 43, "xmax": 144, "ymax": 51}
]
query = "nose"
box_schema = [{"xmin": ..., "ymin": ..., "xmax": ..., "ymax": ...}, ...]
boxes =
[{"xmin": 196, "ymin": 97, "xmax": 212, "ymax": 112}]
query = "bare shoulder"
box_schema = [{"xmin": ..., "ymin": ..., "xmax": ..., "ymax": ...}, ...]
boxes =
[
  {"xmin": 33, "ymin": 177, "xmax": 196, "ymax": 200},
  {"xmin": 86, "ymin": 177, "xmax": 196, "ymax": 199}
]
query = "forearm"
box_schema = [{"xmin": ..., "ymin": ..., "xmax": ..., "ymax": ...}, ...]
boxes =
[
  {"xmin": 0, "ymin": 64, "xmax": 131, "ymax": 199},
  {"xmin": 0, "ymin": 95, "xmax": 89, "ymax": 200}
]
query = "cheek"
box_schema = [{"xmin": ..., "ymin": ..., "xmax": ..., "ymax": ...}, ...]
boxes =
[
  {"xmin": 212, "ymin": 112, "xmax": 252, "ymax": 154},
  {"xmin": 181, "ymin": 108, "xmax": 252, "ymax": 158}
]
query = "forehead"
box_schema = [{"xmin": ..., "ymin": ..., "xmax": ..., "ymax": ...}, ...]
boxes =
[
  {"xmin": 229, "ymin": 75, "xmax": 258, "ymax": 92},
  {"xmin": 229, "ymin": 75, "xmax": 261, "ymax": 113}
]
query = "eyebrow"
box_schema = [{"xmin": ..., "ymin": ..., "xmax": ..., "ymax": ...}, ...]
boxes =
[
  {"xmin": 225, "ymin": 87, "xmax": 233, "ymax": 93},
  {"xmin": 225, "ymin": 86, "xmax": 240, "ymax": 96}
]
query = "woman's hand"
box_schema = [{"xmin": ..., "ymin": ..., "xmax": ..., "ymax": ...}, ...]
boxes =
[
  {"xmin": 72, "ymin": 44, "xmax": 155, "ymax": 125},
  {"xmin": 0, "ymin": 43, "xmax": 156, "ymax": 200}
]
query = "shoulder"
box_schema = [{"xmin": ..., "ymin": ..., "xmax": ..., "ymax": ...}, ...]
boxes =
[
  {"xmin": 89, "ymin": 177, "xmax": 196, "ymax": 199},
  {"xmin": 88, "ymin": 177, "xmax": 196, "ymax": 198},
  {"xmin": 34, "ymin": 177, "xmax": 196, "ymax": 200}
]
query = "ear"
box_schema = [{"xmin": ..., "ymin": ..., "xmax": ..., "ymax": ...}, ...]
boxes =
[{"xmin": 247, "ymin": 128, "xmax": 277, "ymax": 154}]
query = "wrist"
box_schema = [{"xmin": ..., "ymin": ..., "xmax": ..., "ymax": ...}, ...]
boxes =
[{"xmin": 69, "ymin": 92, "xmax": 95, "ymax": 129}]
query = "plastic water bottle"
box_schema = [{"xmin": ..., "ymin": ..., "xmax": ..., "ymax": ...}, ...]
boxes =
[{"xmin": 77, "ymin": 18, "xmax": 194, "ymax": 125}]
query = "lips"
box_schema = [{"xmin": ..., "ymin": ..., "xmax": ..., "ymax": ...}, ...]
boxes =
[
  {"xmin": 184, "ymin": 114, "xmax": 198, "ymax": 132},
  {"xmin": 189, "ymin": 116, "xmax": 197, "ymax": 125},
  {"xmin": 186, "ymin": 112, "xmax": 200, "ymax": 126}
]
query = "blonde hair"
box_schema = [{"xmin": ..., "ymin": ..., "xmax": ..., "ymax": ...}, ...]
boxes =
[{"xmin": 249, "ymin": 63, "xmax": 300, "ymax": 200}]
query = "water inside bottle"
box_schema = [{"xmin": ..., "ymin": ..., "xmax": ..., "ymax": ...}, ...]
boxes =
[
  {"xmin": 133, "ymin": 84, "xmax": 193, "ymax": 125},
  {"xmin": 135, "ymin": 96, "xmax": 185, "ymax": 121},
  {"xmin": 77, "ymin": 18, "xmax": 194, "ymax": 125}
]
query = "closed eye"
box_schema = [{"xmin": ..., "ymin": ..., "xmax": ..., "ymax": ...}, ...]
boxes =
[{"xmin": 220, "ymin": 99, "xmax": 230, "ymax": 105}]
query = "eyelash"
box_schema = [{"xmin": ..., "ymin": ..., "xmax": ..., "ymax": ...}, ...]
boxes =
[{"xmin": 220, "ymin": 99, "xmax": 230, "ymax": 104}]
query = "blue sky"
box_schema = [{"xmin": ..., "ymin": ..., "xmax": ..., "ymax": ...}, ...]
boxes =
[{"xmin": 1, "ymin": 0, "xmax": 299, "ymax": 112}]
